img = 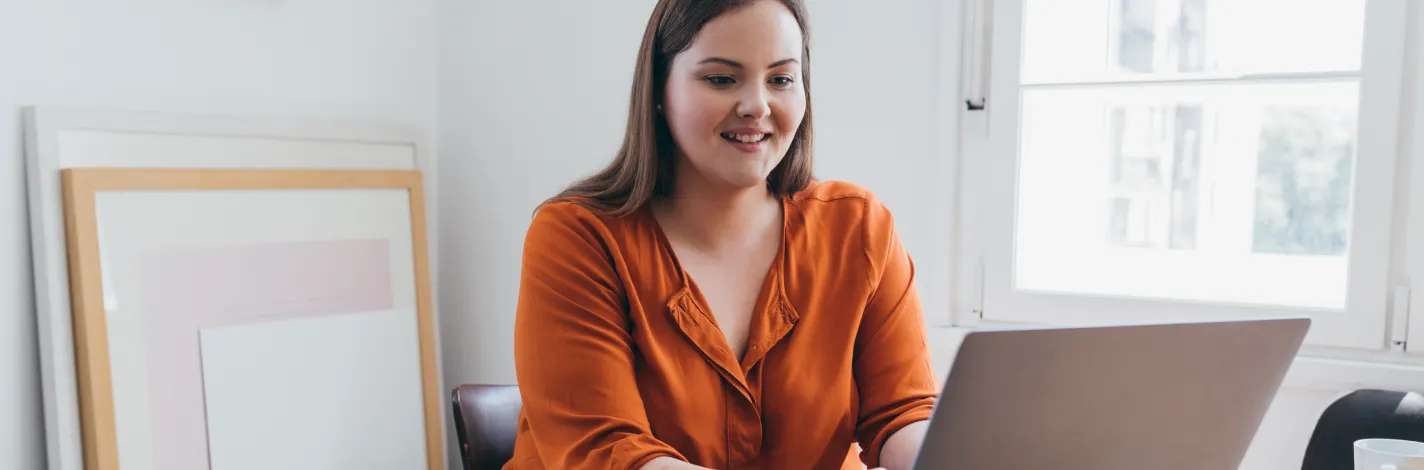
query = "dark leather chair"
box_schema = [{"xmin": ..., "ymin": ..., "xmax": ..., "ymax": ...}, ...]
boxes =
[
  {"xmin": 452, "ymin": 384, "xmax": 523, "ymax": 470},
  {"xmin": 1301, "ymin": 389, "xmax": 1424, "ymax": 469}
]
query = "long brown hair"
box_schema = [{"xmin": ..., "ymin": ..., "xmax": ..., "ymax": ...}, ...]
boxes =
[{"xmin": 541, "ymin": 0, "xmax": 815, "ymax": 217}]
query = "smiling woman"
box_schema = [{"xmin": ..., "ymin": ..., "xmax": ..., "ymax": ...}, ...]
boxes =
[
  {"xmin": 660, "ymin": 3, "xmax": 807, "ymax": 195},
  {"xmin": 539, "ymin": 0, "xmax": 813, "ymax": 217},
  {"xmin": 513, "ymin": 1, "xmax": 937, "ymax": 469}
]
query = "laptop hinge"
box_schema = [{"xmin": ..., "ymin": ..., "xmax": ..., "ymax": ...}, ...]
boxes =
[{"xmin": 1391, "ymin": 284, "xmax": 1410, "ymax": 353}]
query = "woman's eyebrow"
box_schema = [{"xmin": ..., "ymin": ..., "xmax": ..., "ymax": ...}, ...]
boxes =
[{"xmin": 697, "ymin": 57, "xmax": 800, "ymax": 69}]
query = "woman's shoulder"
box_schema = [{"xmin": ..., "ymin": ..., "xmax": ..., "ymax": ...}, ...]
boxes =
[
  {"xmin": 787, "ymin": 180, "xmax": 900, "ymax": 253},
  {"xmin": 791, "ymin": 179, "xmax": 873, "ymax": 202},
  {"xmin": 524, "ymin": 197, "xmax": 654, "ymax": 254},
  {"xmin": 531, "ymin": 197, "xmax": 600, "ymax": 223},
  {"xmin": 525, "ymin": 199, "xmax": 623, "ymax": 250},
  {"xmin": 789, "ymin": 179, "xmax": 897, "ymax": 223}
]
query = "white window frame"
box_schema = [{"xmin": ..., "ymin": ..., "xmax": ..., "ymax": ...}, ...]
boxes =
[
  {"xmin": 955, "ymin": 0, "xmax": 1410, "ymax": 351},
  {"xmin": 1407, "ymin": 0, "xmax": 1424, "ymax": 354}
]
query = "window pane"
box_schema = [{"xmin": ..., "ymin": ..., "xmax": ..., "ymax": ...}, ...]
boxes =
[
  {"xmin": 1252, "ymin": 106, "xmax": 1357, "ymax": 256},
  {"xmin": 1013, "ymin": 82, "xmax": 1359, "ymax": 308},
  {"xmin": 1022, "ymin": 0, "xmax": 1366, "ymax": 82}
]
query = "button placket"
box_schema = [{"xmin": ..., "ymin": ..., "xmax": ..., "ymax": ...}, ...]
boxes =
[
  {"xmin": 727, "ymin": 394, "xmax": 764, "ymax": 468},
  {"xmin": 665, "ymin": 288, "xmax": 756, "ymax": 404},
  {"xmin": 739, "ymin": 294, "xmax": 801, "ymax": 376}
]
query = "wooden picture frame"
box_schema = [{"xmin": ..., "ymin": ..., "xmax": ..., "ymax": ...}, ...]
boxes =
[{"xmin": 61, "ymin": 168, "xmax": 442, "ymax": 470}]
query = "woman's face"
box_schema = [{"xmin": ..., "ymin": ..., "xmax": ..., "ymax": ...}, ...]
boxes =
[{"xmin": 663, "ymin": 0, "xmax": 807, "ymax": 192}]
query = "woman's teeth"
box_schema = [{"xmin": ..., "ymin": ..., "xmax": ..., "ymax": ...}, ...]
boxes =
[{"xmin": 721, "ymin": 132, "xmax": 769, "ymax": 143}]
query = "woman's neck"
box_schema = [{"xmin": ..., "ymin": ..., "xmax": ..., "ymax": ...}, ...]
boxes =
[{"xmin": 655, "ymin": 178, "xmax": 782, "ymax": 253}]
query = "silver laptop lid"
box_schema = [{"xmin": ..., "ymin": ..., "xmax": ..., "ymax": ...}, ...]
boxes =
[{"xmin": 913, "ymin": 317, "xmax": 1309, "ymax": 470}]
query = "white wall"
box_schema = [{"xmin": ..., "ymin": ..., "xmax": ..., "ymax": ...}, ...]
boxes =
[{"xmin": 0, "ymin": 1, "xmax": 438, "ymax": 469}]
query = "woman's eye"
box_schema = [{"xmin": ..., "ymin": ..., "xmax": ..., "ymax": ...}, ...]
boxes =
[
  {"xmin": 705, "ymin": 76, "xmax": 735, "ymax": 86},
  {"xmin": 770, "ymin": 76, "xmax": 795, "ymax": 87}
]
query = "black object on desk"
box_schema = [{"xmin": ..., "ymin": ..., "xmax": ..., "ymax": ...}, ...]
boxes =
[{"xmin": 1301, "ymin": 389, "xmax": 1424, "ymax": 470}]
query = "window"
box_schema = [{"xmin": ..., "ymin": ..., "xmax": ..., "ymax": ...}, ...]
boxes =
[{"xmin": 964, "ymin": 0, "xmax": 1408, "ymax": 349}]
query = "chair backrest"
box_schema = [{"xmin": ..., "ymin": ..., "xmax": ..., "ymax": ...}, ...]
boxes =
[
  {"xmin": 451, "ymin": 384, "xmax": 523, "ymax": 470},
  {"xmin": 1301, "ymin": 389, "xmax": 1424, "ymax": 469}
]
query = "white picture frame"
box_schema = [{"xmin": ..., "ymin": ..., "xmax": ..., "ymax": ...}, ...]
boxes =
[{"xmin": 23, "ymin": 107, "xmax": 442, "ymax": 470}]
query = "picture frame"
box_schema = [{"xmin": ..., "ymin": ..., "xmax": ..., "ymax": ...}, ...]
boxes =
[
  {"xmin": 23, "ymin": 106, "xmax": 442, "ymax": 470},
  {"xmin": 60, "ymin": 168, "xmax": 442, "ymax": 470}
]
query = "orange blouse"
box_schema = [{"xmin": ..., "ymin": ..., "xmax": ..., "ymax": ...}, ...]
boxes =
[{"xmin": 509, "ymin": 181, "xmax": 939, "ymax": 469}]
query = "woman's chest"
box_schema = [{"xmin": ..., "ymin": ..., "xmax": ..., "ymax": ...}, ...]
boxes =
[
  {"xmin": 625, "ymin": 257, "xmax": 873, "ymax": 399},
  {"xmin": 674, "ymin": 252, "xmax": 776, "ymax": 360}
]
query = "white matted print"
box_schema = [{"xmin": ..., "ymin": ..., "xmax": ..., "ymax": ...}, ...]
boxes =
[
  {"xmin": 23, "ymin": 106, "xmax": 434, "ymax": 470},
  {"xmin": 200, "ymin": 310, "xmax": 427, "ymax": 470},
  {"xmin": 61, "ymin": 169, "xmax": 441, "ymax": 470}
]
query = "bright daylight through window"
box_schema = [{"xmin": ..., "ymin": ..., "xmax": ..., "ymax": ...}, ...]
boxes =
[
  {"xmin": 1018, "ymin": 0, "xmax": 1361, "ymax": 307},
  {"xmin": 975, "ymin": 0, "xmax": 1405, "ymax": 348}
]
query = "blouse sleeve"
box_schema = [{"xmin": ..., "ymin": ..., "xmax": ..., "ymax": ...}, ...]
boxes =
[
  {"xmin": 513, "ymin": 203, "xmax": 686, "ymax": 469},
  {"xmin": 852, "ymin": 198, "xmax": 941, "ymax": 467}
]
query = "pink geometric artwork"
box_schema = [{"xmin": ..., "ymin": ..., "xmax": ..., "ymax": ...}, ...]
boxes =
[{"xmin": 136, "ymin": 238, "xmax": 393, "ymax": 470}]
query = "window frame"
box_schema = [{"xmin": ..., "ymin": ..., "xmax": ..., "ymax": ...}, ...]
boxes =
[
  {"xmin": 1407, "ymin": 0, "xmax": 1424, "ymax": 353},
  {"xmin": 956, "ymin": 0, "xmax": 1411, "ymax": 350}
]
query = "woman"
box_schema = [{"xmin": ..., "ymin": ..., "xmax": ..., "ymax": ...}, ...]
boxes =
[{"xmin": 511, "ymin": 0, "xmax": 938, "ymax": 468}]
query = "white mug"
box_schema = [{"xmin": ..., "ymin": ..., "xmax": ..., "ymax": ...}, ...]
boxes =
[{"xmin": 1355, "ymin": 438, "xmax": 1424, "ymax": 470}]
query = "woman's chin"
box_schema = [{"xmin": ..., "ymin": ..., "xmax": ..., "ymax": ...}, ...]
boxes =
[{"xmin": 713, "ymin": 171, "xmax": 775, "ymax": 191}]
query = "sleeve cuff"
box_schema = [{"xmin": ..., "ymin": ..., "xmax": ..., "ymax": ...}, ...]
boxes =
[
  {"xmin": 626, "ymin": 452, "xmax": 682, "ymax": 470},
  {"xmin": 613, "ymin": 434, "xmax": 686, "ymax": 470}
]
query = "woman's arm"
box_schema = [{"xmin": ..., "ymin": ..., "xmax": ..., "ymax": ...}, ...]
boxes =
[
  {"xmin": 850, "ymin": 198, "xmax": 940, "ymax": 469},
  {"xmin": 638, "ymin": 457, "xmax": 714, "ymax": 470},
  {"xmin": 515, "ymin": 204, "xmax": 688, "ymax": 469},
  {"xmin": 877, "ymin": 421, "xmax": 930, "ymax": 470}
]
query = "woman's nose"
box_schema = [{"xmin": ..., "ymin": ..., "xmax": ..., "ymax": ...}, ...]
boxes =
[{"xmin": 737, "ymin": 87, "xmax": 771, "ymax": 119}]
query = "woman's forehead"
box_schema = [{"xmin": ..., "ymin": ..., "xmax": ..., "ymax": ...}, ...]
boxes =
[{"xmin": 682, "ymin": 1, "xmax": 803, "ymax": 62}]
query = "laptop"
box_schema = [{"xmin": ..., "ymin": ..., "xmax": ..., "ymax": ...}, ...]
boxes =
[{"xmin": 911, "ymin": 317, "xmax": 1310, "ymax": 470}]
